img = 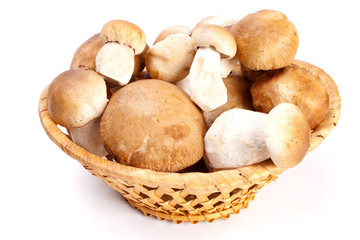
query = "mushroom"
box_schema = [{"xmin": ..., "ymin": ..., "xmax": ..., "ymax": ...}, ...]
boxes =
[
  {"xmin": 264, "ymin": 103, "xmax": 311, "ymax": 168},
  {"xmin": 145, "ymin": 33, "xmax": 195, "ymax": 83},
  {"xmin": 203, "ymin": 74, "xmax": 253, "ymax": 127},
  {"xmin": 153, "ymin": 25, "xmax": 191, "ymax": 44},
  {"xmin": 250, "ymin": 62, "xmax": 329, "ymax": 129},
  {"xmin": 188, "ymin": 24, "xmax": 237, "ymax": 112},
  {"xmin": 96, "ymin": 20, "xmax": 146, "ymax": 86},
  {"xmin": 47, "ymin": 68, "xmax": 108, "ymax": 156},
  {"xmin": 204, "ymin": 103, "xmax": 310, "ymax": 170},
  {"xmin": 192, "ymin": 15, "xmax": 240, "ymax": 32},
  {"xmin": 70, "ymin": 33, "xmax": 104, "ymax": 70},
  {"xmin": 100, "ymin": 79, "xmax": 207, "ymax": 172},
  {"xmin": 230, "ymin": 9, "xmax": 299, "ymax": 70}
]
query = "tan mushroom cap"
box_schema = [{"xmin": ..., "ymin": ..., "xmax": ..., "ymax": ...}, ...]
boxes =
[
  {"xmin": 70, "ymin": 33, "xmax": 104, "ymax": 70},
  {"xmin": 192, "ymin": 15, "xmax": 240, "ymax": 32},
  {"xmin": 250, "ymin": 62, "xmax": 329, "ymax": 129},
  {"xmin": 203, "ymin": 74, "xmax": 253, "ymax": 127},
  {"xmin": 153, "ymin": 25, "xmax": 191, "ymax": 44},
  {"xmin": 47, "ymin": 68, "xmax": 107, "ymax": 128},
  {"xmin": 191, "ymin": 24, "xmax": 237, "ymax": 59},
  {"xmin": 145, "ymin": 34, "xmax": 195, "ymax": 83},
  {"xmin": 100, "ymin": 79, "xmax": 207, "ymax": 172},
  {"xmin": 100, "ymin": 20, "xmax": 146, "ymax": 54},
  {"xmin": 230, "ymin": 9, "xmax": 299, "ymax": 70},
  {"xmin": 265, "ymin": 103, "xmax": 311, "ymax": 168}
]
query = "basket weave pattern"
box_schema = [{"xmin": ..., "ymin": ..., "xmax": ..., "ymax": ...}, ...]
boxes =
[{"xmin": 39, "ymin": 61, "xmax": 340, "ymax": 223}]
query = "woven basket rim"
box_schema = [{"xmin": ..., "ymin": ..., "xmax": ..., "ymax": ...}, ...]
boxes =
[{"xmin": 38, "ymin": 59, "xmax": 341, "ymax": 193}]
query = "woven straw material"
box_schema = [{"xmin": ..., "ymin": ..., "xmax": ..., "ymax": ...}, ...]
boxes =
[{"xmin": 38, "ymin": 62, "xmax": 340, "ymax": 223}]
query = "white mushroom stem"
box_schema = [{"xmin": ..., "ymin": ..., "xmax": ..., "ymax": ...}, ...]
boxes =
[
  {"xmin": 205, "ymin": 109, "xmax": 270, "ymax": 169},
  {"xmin": 69, "ymin": 117, "xmax": 108, "ymax": 157},
  {"xmin": 220, "ymin": 57, "xmax": 239, "ymax": 78},
  {"xmin": 176, "ymin": 74, "xmax": 191, "ymax": 95},
  {"xmin": 96, "ymin": 42, "xmax": 135, "ymax": 86},
  {"xmin": 188, "ymin": 47, "xmax": 227, "ymax": 112}
]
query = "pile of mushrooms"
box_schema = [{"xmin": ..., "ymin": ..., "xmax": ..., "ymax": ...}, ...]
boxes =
[{"xmin": 46, "ymin": 9, "xmax": 332, "ymax": 172}]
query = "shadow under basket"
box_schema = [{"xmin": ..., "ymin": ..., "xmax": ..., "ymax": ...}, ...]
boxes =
[{"xmin": 38, "ymin": 61, "xmax": 341, "ymax": 224}]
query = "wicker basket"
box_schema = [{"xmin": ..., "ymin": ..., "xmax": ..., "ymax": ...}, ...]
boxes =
[{"xmin": 38, "ymin": 61, "xmax": 341, "ymax": 224}]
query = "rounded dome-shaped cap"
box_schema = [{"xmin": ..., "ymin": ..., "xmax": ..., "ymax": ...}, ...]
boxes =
[
  {"xmin": 153, "ymin": 25, "xmax": 191, "ymax": 44},
  {"xmin": 250, "ymin": 62, "xmax": 329, "ymax": 129},
  {"xmin": 100, "ymin": 20, "xmax": 146, "ymax": 54},
  {"xmin": 47, "ymin": 68, "xmax": 107, "ymax": 128},
  {"xmin": 231, "ymin": 9, "xmax": 299, "ymax": 70},
  {"xmin": 191, "ymin": 24, "xmax": 237, "ymax": 59},
  {"xmin": 100, "ymin": 79, "xmax": 207, "ymax": 172},
  {"xmin": 265, "ymin": 103, "xmax": 311, "ymax": 168}
]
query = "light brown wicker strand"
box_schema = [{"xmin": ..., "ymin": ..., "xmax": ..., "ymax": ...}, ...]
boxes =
[{"xmin": 38, "ymin": 61, "xmax": 341, "ymax": 223}]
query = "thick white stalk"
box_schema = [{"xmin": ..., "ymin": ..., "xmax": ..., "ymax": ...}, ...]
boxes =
[{"xmin": 188, "ymin": 47, "xmax": 227, "ymax": 112}]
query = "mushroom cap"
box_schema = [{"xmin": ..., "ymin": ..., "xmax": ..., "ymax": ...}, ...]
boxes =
[
  {"xmin": 203, "ymin": 74, "xmax": 253, "ymax": 127},
  {"xmin": 70, "ymin": 33, "xmax": 104, "ymax": 70},
  {"xmin": 204, "ymin": 108, "xmax": 269, "ymax": 169},
  {"xmin": 250, "ymin": 63, "xmax": 329, "ymax": 129},
  {"xmin": 100, "ymin": 79, "xmax": 207, "ymax": 172},
  {"xmin": 145, "ymin": 34, "xmax": 195, "ymax": 83},
  {"xmin": 192, "ymin": 15, "xmax": 240, "ymax": 32},
  {"xmin": 191, "ymin": 24, "xmax": 237, "ymax": 59},
  {"xmin": 47, "ymin": 68, "xmax": 107, "ymax": 128},
  {"xmin": 265, "ymin": 103, "xmax": 311, "ymax": 168},
  {"xmin": 230, "ymin": 9, "xmax": 299, "ymax": 70},
  {"xmin": 153, "ymin": 25, "xmax": 191, "ymax": 44},
  {"xmin": 100, "ymin": 20, "xmax": 146, "ymax": 54}
]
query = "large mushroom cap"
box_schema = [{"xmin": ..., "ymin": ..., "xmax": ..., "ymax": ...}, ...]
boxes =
[
  {"xmin": 47, "ymin": 68, "xmax": 107, "ymax": 128},
  {"xmin": 100, "ymin": 19, "xmax": 146, "ymax": 54},
  {"xmin": 191, "ymin": 24, "xmax": 237, "ymax": 59},
  {"xmin": 250, "ymin": 62, "xmax": 329, "ymax": 129},
  {"xmin": 230, "ymin": 9, "xmax": 299, "ymax": 70},
  {"xmin": 265, "ymin": 103, "xmax": 311, "ymax": 168},
  {"xmin": 100, "ymin": 79, "xmax": 207, "ymax": 172}
]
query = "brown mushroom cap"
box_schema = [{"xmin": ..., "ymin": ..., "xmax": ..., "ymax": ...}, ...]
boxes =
[
  {"xmin": 47, "ymin": 68, "xmax": 107, "ymax": 128},
  {"xmin": 230, "ymin": 9, "xmax": 299, "ymax": 70},
  {"xmin": 145, "ymin": 34, "xmax": 195, "ymax": 83},
  {"xmin": 100, "ymin": 79, "xmax": 207, "ymax": 172},
  {"xmin": 251, "ymin": 63, "xmax": 329, "ymax": 129},
  {"xmin": 100, "ymin": 20, "xmax": 146, "ymax": 54},
  {"xmin": 70, "ymin": 33, "xmax": 104, "ymax": 70},
  {"xmin": 203, "ymin": 74, "xmax": 253, "ymax": 127},
  {"xmin": 265, "ymin": 103, "xmax": 311, "ymax": 168},
  {"xmin": 153, "ymin": 25, "xmax": 191, "ymax": 44},
  {"xmin": 191, "ymin": 24, "xmax": 237, "ymax": 59}
]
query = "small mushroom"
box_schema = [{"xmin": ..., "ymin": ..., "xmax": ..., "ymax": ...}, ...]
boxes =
[
  {"xmin": 47, "ymin": 68, "xmax": 108, "ymax": 156},
  {"xmin": 100, "ymin": 79, "xmax": 207, "ymax": 172},
  {"xmin": 188, "ymin": 24, "xmax": 237, "ymax": 112},
  {"xmin": 230, "ymin": 9, "xmax": 299, "ymax": 70},
  {"xmin": 145, "ymin": 33, "xmax": 195, "ymax": 83},
  {"xmin": 153, "ymin": 25, "xmax": 191, "ymax": 44},
  {"xmin": 250, "ymin": 63, "xmax": 329, "ymax": 129},
  {"xmin": 204, "ymin": 103, "xmax": 311, "ymax": 170},
  {"xmin": 70, "ymin": 33, "xmax": 104, "ymax": 70},
  {"xmin": 96, "ymin": 20, "xmax": 146, "ymax": 86}
]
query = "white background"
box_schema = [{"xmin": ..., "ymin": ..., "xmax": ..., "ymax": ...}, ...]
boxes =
[{"xmin": 1, "ymin": 0, "xmax": 359, "ymax": 239}]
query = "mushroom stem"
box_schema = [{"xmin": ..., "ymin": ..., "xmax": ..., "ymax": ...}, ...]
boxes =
[
  {"xmin": 188, "ymin": 47, "xmax": 227, "ymax": 112},
  {"xmin": 69, "ymin": 117, "xmax": 108, "ymax": 157},
  {"xmin": 96, "ymin": 42, "xmax": 135, "ymax": 86}
]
